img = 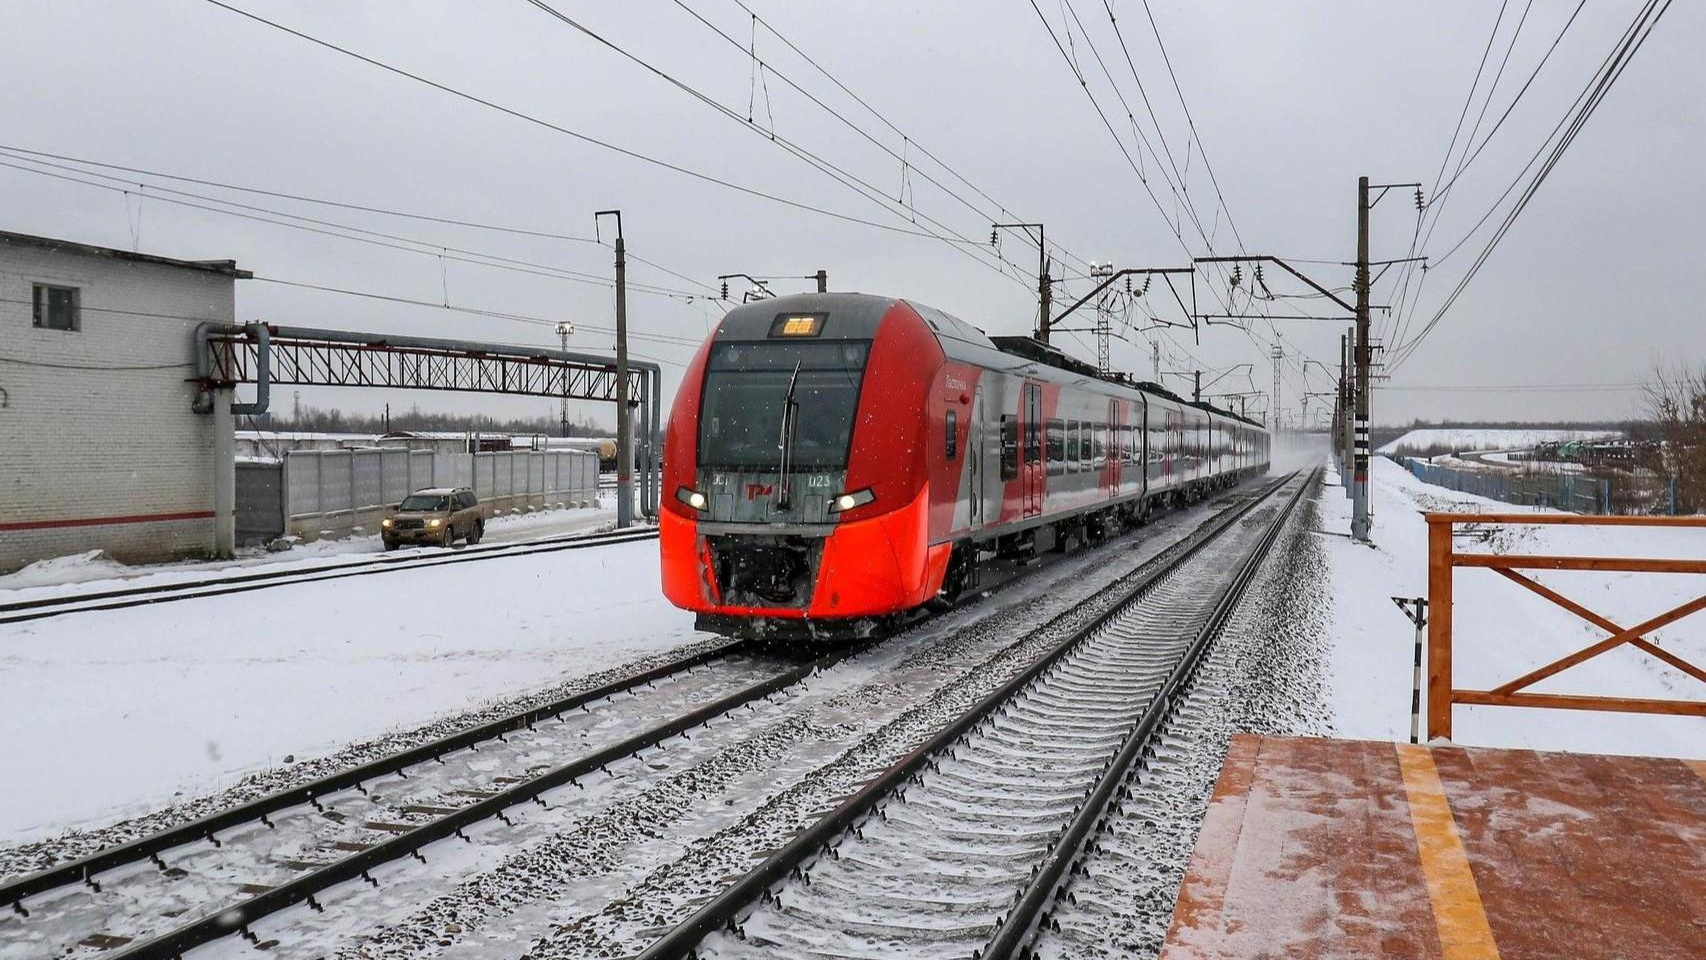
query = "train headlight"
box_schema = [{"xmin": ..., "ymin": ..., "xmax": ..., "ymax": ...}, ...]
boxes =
[
  {"xmin": 676, "ymin": 486, "xmax": 708, "ymax": 511},
  {"xmin": 829, "ymin": 488, "xmax": 876, "ymax": 513}
]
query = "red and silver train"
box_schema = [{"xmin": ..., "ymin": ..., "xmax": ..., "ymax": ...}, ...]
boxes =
[{"xmin": 660, "ymin": 293, "xmax": 1270, "ymax": 636}]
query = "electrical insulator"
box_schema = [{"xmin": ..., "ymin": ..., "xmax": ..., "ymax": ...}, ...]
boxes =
[
  {"xmin": 1254, "ymin": 263, "xmax": 1264, "ymax": 284},
  {"xmin": 1230, "ymin": 265, "xmax": 1242, "ymax": 287},
  {"xmin": 1124, "ymin": 276, "xmax": 1132, "ymax": 294},
  {"xmin": 990, "ymin": 229, "xmax": 999, "ymax": 247},
  {"xmin": 1415, "ymin": 188, "xmax": 1425, "ymax": 210},
  {"xmin": 720, "ymin": 280, "xmax": 729, "ymax": 300}
]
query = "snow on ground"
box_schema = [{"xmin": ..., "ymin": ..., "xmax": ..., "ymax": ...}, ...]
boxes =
[
  {"xmin": 1316, "ymin": 450, "xmax": 1704, "ymax": 757},
  {"xmin": 0, "ymin": 537, "xmax": 696, "ymax": 843},
  {"xmin": 0, "ymin": 505, "xmax": 617, "ymax": 601},
  {"xmin": 1377, "ymin": 427, "xmax": 1617, "ymax": 455}
]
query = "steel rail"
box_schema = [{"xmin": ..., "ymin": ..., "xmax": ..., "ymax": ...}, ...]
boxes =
[
  {"xmin": 0, "ymin": 633, "xmax": 741, "ymax": 912},
  {"xmin": 97, "ymin": 638, "xmax": 876, "ymax": 960},
  {"xmin": 0, "ymin": 527, "xmax": 658, "ymax": 625},
  {"xmin": 633, "ymin": 471, "xmax": 1300, "ymax": 960},
  {"xmin": 981, "ymin": 469, "xmax": 1316, "ymax": 960}
]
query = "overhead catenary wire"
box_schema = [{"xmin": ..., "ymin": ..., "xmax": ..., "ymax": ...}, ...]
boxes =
[
  {"xmin": 516, "ymin": 0, "xmax": 1035, "ymax": 291},
  {"xmin": 195, "ymin": 0, "xmax": 1024, "ymax": 251},
  {"xmin": 1048, "ymin": 0, "xmax": 1327, "ymax": 402},
  {"xmin": 670, "ymin": 0, "xmax": 1094, "ymax": 275}
]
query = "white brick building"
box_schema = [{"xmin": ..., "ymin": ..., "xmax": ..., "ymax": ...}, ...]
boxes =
[{"xmin": 0, "ymin": 231, "xmax": 250, "ymax": 572}]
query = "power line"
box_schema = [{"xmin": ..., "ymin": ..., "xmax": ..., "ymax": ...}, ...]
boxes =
[
  {"xmin": 1429, "ymin": 0, "xmax": 1591, "ymax": 210},
  {"xmin": 196, "ymin": 0, "xmax": 1015, "ymax": 248},
  {"xmin": 709, "ymin": 0, "xmax": 1090, "ymax": 271},
  {"xmin": 1133, "ymin": 0, "xmax": 1250, "ymax": 255},
  {"xmin": 0, "ymin": 143, "xmax": 727, "ymax": 297},
  {"xmin": 1054, "ymin": 1, "xmax": 1311, "ymax": 385},
  {"xmin": 1382, "ymin": 382, "xmax": 1642, "ymax": 393},
  {"xmin": 1383, "ymin": 0, "xmax": 1512, "ymax": 350},
  {"xmin": 253, "ymin": 275, "xmax": 706, "ymax": 346},
  {"xmin": 0, "ymin": 154, "xmax": 709, "ymax": 300},
  {"xmin": 1390, "ymin": 0, "xmax": 1674, "ymax": 370},
  {"xmin": 670, "ymin": 0, "xmax": 1092, "ymax": 274},
  {"xmin": 516, "ymin": 0, "xmax": 1032, "ymax": 290}
]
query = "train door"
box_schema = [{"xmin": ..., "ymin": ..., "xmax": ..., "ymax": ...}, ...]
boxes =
[
  {"xmin": 1106, "ymin": 398, "xmax": 1120, "ymax": 499},
  {"xmin": 1022, "ymin": 381, "xmax": 1044, "ymax": 516},
  {"xmin": 967, "ymin": 384, "xmax": 984, "ymax": 528}
]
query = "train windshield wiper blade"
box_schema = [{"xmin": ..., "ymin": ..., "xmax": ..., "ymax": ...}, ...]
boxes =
[{"xmin": 775, "ymin": 361, "xmax": 803, "ymax": 510}]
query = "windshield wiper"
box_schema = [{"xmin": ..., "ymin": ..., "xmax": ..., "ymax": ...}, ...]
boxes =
[{"xmin": 775, "ymin": 361, "xmax": 802, "ymax": 511}]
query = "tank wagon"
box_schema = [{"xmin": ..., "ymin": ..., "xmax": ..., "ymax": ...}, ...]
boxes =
[{"xmin": 660, "ymin": 293, "xmax": 1269, "ymax": 637}]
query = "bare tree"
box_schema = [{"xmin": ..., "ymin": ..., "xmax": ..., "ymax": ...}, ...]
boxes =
[{"xmin": 1644, "ymin": 363, "xmax": 1706, "ymax": 512}]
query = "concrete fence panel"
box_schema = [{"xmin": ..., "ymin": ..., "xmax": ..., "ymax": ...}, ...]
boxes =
[{"xmin": 273, "ymin": 447, "xmax": 599, "ymax": 541}]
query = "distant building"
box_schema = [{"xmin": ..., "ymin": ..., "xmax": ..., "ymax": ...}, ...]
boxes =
[{"xmin": 0, "ymin": 231, "xmax": 250, "ymax": 572}]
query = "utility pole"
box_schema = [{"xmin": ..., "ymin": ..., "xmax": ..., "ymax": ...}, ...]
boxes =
[
  {"xmin": 1340, "ymin": 332, "xmax": 1352, "ymax": 497},
  {"xmin": 1152, "ymin": 341, "xmax": 1161, "ymax": 383},
  {"xmin": 556, "ymin": 321, "xmax": 574, "ymax": 438},
  {"xmin": 1270, "ymin": 344, "xmax": 1283, "ymax": 433},
  {"xmin": 993, "ymin": 223, "xmax": 1050, "ymax": 343},
  {"xmin": 1193, "ymin": 370, "xmax": 1201, "ymax": 403},
  {"xmin": 1352, "ymin": 176, "xmax": 1372, "ymax": 542},
  {"xmin": 596, "ymin": 210, "xmax": 632, "ymax": 529}
]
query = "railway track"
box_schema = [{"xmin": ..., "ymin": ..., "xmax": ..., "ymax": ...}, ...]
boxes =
[
  {"xmin": 0, "ymin": 636, "xmax": 833, "ymax": 960},
  {"xmin": 631, "ymin": 470, "xmax": 1314, "ymax": 960},
  {"xmin": 0, "ymin": 525, "xmax": 658, "ymax": 625},
  {"xmin": 0, "ymin": 474, "xmax": 1300, "ymax": 960}
]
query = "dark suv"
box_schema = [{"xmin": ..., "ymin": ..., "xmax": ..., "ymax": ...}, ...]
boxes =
[{"xmin": 382, "ymin": 487, "xmax": 485, "ymax": 549}]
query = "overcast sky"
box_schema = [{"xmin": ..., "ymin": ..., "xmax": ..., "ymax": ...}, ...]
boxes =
[{"xmin": 4, "ymin": 0, "xmax": 1698, "ymax": 428}]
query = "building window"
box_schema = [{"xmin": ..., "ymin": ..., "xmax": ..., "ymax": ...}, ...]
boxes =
[{"xmin": 33, "ymin": 283, "xmax": 79, "ymax": 331}]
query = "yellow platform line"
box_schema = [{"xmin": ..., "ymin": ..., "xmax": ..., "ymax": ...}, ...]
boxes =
[{"xmin": 1396, "ymin": 744, "xmax": 1502, "ymax": 960}]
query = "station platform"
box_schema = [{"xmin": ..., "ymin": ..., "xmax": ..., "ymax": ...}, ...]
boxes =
[{"xmin": 1160, "ymin": 735, "xmax": 1706, "ymax": 959}]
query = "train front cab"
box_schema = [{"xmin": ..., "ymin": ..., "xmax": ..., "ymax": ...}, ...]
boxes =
[{"xmin": 659, "ymin": 295, "xmax": 947, "ymax": 635}]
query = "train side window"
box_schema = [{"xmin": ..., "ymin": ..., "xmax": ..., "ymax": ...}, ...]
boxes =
[
  {"xmin": 1066, "ymin": 421, "xmax": 1079, "ymax": 469},
  {"xmin": 1047, "ymin": 418, "xmax": 1064, "ymax": 472},
  {"xmin": 1000, "ymin": 415, "xmax": 1019, "ymax": 480},
  {"xmin": 1093, "ymin": 427, "xmax": 1106, "ymax": 465},
  {"xmin": 945, "ymin": 409, "xmax": 958, "ymax": 460}
]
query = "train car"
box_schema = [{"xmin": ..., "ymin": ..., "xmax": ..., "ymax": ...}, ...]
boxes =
[{"xmin": 660, "ymin": 293, "xmax": 1269, "ymax": 637}]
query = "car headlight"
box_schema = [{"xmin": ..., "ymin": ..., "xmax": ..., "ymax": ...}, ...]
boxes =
[
  {"xmin": 828, "ymin": 488, "xmax": 876, "ymax": 513},
  {"xmin": 675, "ymin": 486, "xmax": 708, "ymax": 511},
  {"xmin": 381, "ymin": 518, "xmax": 393, "ymax": 528},
  {"xmin": 428, "ymin": 519, "xmax": 442, "ymax": 528}
]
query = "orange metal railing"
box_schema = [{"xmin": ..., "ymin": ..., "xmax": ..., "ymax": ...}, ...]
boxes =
[{"xmin": 1425, "ymin": 512, "xmax": 1706, "ymax": 740}]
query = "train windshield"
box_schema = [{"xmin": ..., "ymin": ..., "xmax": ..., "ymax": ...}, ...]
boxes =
[{"xmin": 699, "ymin": 340, "xmax": 869, "ymax": 470}]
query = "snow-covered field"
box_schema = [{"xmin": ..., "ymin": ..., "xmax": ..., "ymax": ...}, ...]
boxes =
[
  {"xmin": 0, "ymin": 537, "xmax": 695, "ymax": 844},
  {"xmin": 1377, "ymin": 427, "xmax": 1618, "ymax": 455},
  {"xmin": 1317, "ymin": 453, "xmax": 1703, "ymax": 757}
]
